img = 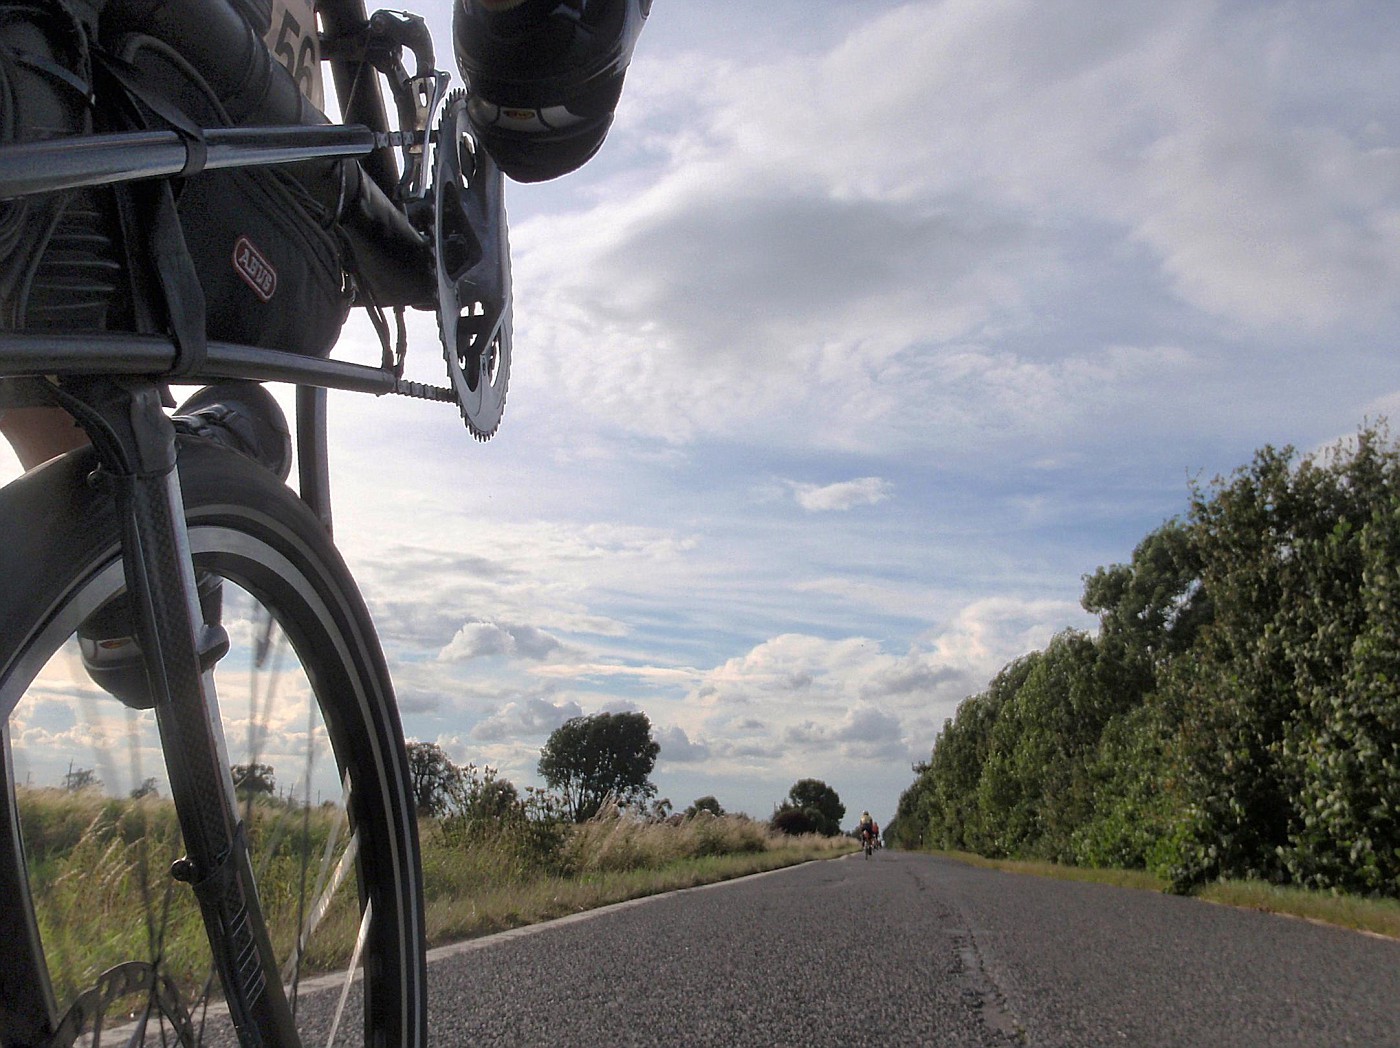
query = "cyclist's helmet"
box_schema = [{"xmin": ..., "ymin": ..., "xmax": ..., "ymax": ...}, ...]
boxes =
[{"xmin": 453, "ymin": 0, "xmax": 652, "ymax": 182}]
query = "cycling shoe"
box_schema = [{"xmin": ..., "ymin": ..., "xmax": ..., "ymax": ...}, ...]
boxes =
[
  {"xmin": 172, "ymin": 380, "xmax": 292, "ymax": 481},
  {"xmin": 77, "ymin": 380, "xmax": 286, "ymax": 706},
  {"xmin": 453, "ymin": 0, "xmax": 651, "ymax": 182},
  {"xmin": 77, "ymin": 570, "xmax": 225, "ymax": 710}
]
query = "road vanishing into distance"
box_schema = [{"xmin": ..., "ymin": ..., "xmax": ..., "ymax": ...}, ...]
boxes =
[{"xmin": 414, "ymin": 851, "xmax": 1400, "ymax": 1047}]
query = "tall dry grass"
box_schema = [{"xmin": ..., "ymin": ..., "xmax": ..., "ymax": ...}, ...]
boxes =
[
  {"xmin": 15, "ymin": 788, "xmax": 853, "ymax": 998},
  {"xmin": 16, "ymin": 786, "xmax": 356, "ymax": 1002},
  {"xmin": 419, "ymin": 805, "xmax": 852, "ymax": 945}
]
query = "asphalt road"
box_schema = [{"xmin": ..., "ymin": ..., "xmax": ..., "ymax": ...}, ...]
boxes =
[{"xmin": 419, "ymin": 851, "xmax": 1400, "ymax": 1047}]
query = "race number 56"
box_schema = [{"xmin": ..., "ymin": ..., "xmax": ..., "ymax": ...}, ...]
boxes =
[{"xmin": 265, "ymin": 0, "xmax": 324, "ymax": 111}]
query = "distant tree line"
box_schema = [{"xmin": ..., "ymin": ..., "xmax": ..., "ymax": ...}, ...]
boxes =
[
  {"xmin": 407, "ymin": 711, "xmax": 684, "ymax": 827},
  {"xmin": 104, "ymin": 706, "xmax": 847, "ymax": 847},
  {"xmin": 892, "ymin": 427, "xmax": 1400, "ymax": 896}
]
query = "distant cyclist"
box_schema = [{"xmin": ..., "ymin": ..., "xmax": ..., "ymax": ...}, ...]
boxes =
[{"xmin": 858, "ymin": 811, "xmax": 876, "ymax": 847}]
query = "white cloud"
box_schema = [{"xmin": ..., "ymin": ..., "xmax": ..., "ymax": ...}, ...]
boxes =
[
  {"xmin": 529, "ymin": 662, "xmax": 699, "ymax": 683},
  {"xmin": 785, "ymin": 705, "xmax": 906, "ymax": 759},
  {"xmin": 861, "ymin": 654, "xmax": 972, "ymax": 702},
  {"xmin": 920, "ymin": 597, "xmax": 1093, "ymax": 672},
  {"xmin": 470, "ymin": 696, "xmax": 584, "ymax": 743},
  {"xmin": 655, "ymin": 724, "xmax": 710, "ymax": 765},
  {"xmin": 675, "ymin": 599, "xmax": 1086, "ymax": 779},
  {"xmin": 439, "ymin": 620, "xmax": 569, "ymax": 662},
  {"xmin": 790, "ymin": 477, "xmax": 892, "ymax": 512},
  {"xmin": 692, "ymin": 595, "xmax": 1088, "ymax": 719},
  {"xmin": 504, "ymin": 0, "xmax": 1400, "ymax": 459}
]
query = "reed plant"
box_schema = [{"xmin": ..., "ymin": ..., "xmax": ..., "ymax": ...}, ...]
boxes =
[
  {"xmin": 16, "ymin": 786, "xmax": 357, "ymax": 1003},
  {"xmin": 19, "ymin": 787, "xmax": 203, "ymax": 1004}
]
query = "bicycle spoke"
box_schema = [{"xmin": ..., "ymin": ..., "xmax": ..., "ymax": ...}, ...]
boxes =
[
  {"xmin": 285, "ymin": 825, "xmax": 360, "ymax": 993},
  {"xmin": 326, "ymin": 899, "xmax": 375, "ymax": 1048}
]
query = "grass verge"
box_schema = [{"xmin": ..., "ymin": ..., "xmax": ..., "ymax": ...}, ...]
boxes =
[
  {"xmin": 422, "ymin": 840, "xmax": 850, "ymax": 946},
  {"xmin": 923, "ymin": 849, "xmax": 1400, "ymax": 940},
  {"xmin": 1197, "ymin": 879, "xmax": 1400, "ymax": 940},
  {"xmin": 17, "ymin": 787, "xmax": 855, "ymax": 998}
]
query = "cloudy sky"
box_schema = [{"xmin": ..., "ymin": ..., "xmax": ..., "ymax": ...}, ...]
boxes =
[{"xmin": 7, "ymin": 0, "xmax": 1400, "ymax": 827}]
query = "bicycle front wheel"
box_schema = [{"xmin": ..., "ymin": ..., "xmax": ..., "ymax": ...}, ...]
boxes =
[{"xmin": 0, "ymin": 439, "xmax": 426, "ymax": 1047}]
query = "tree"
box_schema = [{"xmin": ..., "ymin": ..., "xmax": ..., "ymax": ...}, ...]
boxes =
[
  {"xmin": 1081, "ymin": 519, "xmax": 1210, "ymax": 667},
  {"xmin": 1163, "ymin": 432, "xmax": 1400, "ymax": 891},
  {"xmin": 774, "ymin": 778, "xmax": 845, "ymax": 836},
  {"xmin": 891, "ymin": 424, "xmax": 1400, "ymax": 897},
  {"xmin": 538, "ymin": 711, "xmax": 660, "ymax": 822},
  {"xmin": 62, "ymin": 765, "xmax": 98, "ymax": 792},
  {"xmin": 405, "ymin": 741, "xmax": 463, "ymax": 818},
  {"xmin": 130, "ymin": 777, "xmax": 160, "ymax": 800},
  {"xmin": 474, "ymin": 774, "xmax": 521, "ymax": 821},
  {"xmin": 230, "ymin": 762, "xmax": 276, "ymax": 798},
  {"xmin": 976, "ymin": 630, "xmax": 1116, "ymax": 861},
  {"xmin": 686, "ymin": 795, "xmax": 725, "ymax": 818}
]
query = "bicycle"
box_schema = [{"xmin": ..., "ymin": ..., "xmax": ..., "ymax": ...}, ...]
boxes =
[
  {"xmin": 862, "ymin": 830, "xmax": 875, "ymax": 859},
  {"xmin": 0, "ymin": 0, "xmax": 509, "ymax": 1043}
]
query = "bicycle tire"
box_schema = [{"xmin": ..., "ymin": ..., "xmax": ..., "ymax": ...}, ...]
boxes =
[{"xmin": 0, "ymin": 438, "xmax": 427, "ymax": 1047}]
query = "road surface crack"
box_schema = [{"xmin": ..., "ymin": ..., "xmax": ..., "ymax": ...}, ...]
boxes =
[{"xmin": 954, "ymin": 930, "xmax": 1025, "ymax": 1044}]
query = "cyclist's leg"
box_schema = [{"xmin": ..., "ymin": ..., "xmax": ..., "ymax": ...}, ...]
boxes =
[
  {"xmin": 0, "ymin": 437, "xmax": 426, "ymax": 1046},
  {"xmin": 0, "ymin": 406, "xmax": 89, "ymax": 469},
  {"xmin": 2, "ymin": 387, "xmax": 292, "ymax": 473}
]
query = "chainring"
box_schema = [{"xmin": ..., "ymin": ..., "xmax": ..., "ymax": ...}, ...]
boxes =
[
  {"xmin": 432, "ymin": 90, "xmax": 513, "ymax": 440},
  {"xmin": 52, "ymin": 962, "xmax": 197, "ymax": 1046}
]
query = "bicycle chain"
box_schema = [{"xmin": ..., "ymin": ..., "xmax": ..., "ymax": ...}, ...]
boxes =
[{"xmin": 392, "ymin": 378, "xmax": 457, "ymax": 402}]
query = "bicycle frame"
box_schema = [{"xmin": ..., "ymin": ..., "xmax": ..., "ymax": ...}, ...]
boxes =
[
  {"xmin": 0, "ymin": 0, "xmax": 461, "ymax": 512},
  {"xmin": 0, "ymin": 330, "xmax": 452, "ymax": 523},
  {"xmin": 0, "ymin": 2, "xmax": 454, "ymax": 1035}
]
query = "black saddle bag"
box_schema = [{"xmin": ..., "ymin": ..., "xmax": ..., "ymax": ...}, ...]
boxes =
[
  {"xmin": 0, "ymin": 0, "xmax": 351, "ymax": 358},
  {"xmin": 112, "ymin": 31, "xmax": 352, "ymax": 359}
]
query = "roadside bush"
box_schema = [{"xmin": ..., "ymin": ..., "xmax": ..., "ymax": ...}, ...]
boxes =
[
  {"xmin": 436, "ymin": 768, "xmax": 570, "ymax": 878},
  {"xmin": 897, "ymin": 425, "xmax": 1400, "ymax": 900},
  {"xmin": 770, "ymin": 807, "xmax": 817, "ymax": 836}
]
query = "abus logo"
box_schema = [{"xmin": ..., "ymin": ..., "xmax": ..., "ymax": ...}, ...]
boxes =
[{"xmin": 233, "ymin": 236, "xmax": 277, "ymax": 302}]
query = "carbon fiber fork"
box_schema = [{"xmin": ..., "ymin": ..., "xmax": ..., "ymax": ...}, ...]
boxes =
[{"xmin": 65, "ymin": 377, "xmax": 301, "ymax": 1047}]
